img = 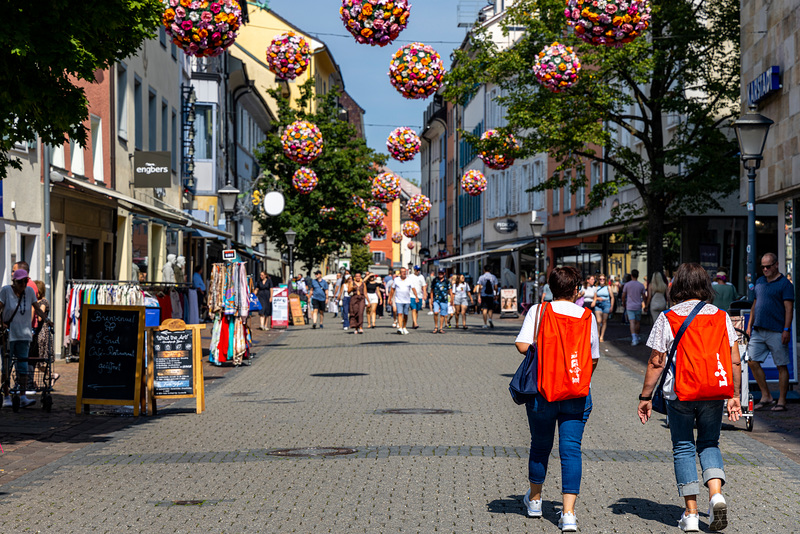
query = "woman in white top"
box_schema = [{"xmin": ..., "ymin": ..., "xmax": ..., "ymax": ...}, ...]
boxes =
[
  {"xmin": 452, "ymin": 274, "xmax": 473, "ymax": 329},
  {"xmin": 581, "ymin": 275, "xmax": 597, "ymax": 312}
]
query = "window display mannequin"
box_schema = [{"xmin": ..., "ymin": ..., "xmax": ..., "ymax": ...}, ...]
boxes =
[
  {"xmin": 162, "ymin": 254, "xmax": 177, "ymax": 283},
  {"xmin": 174, "ymin": 256, "xmax": 186, "ymax": 284}
]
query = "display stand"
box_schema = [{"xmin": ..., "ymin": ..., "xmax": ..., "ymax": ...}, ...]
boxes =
[
  {"xmin": 289, "ymin": 294, "xmax": 305, "ymax": 325},
  {"xmin": 146, "ymin": 318, "xmax": 206, "ymax": 415}
]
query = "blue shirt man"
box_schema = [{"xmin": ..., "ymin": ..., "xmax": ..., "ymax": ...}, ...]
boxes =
[
  {"xmin": 310, "ymin": 271, "xmax": 329, "ymax": 329},
  {"xmin": 192, "ymin": 267, "xmax": 206, "ymax": 292}
]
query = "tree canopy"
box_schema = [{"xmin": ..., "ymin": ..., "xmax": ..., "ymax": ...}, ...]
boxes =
[
  {"xmin": 0, "ymin": 0, "xmax": 163, "ymax": 179},
  {"xmin": 444, "ymin": 0, "xmax": 741, "ymax": 275},
  {"xmin": 253, "ymin": 80, "xmax": 387, "ymax": 270}
]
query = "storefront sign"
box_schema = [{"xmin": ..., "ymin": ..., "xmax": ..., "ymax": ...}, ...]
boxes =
[
  {"xmin": 494, "ymin": 220, "xmax": 518, "ymax": 233},
  {"xmin": 222, "ymin": 249, "xmax": 237, "ymax": 261},
  {"xmin": 133, "ymin": 151, "xmax": 172, "ymax": 188},
  {"xmin": 748, "ymin": 66, "xmax": 781, "ymax": 105},
  {"xmin": 271, "ymin": 287, "xmax": 289, "ymax": 328},
  {"xmin": 500, "ymin": 288, "xmax": 519, "ymax": 318},
  {"xmin": 146, "ymin": 318, "xmax": 206, "ymax": 414}
]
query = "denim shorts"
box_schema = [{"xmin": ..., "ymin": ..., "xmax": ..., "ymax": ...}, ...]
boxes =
[
  {"xmin": 433, "ymin": 300, "xmax": 449, "ymax": 315},
  {"xmin": 596, "ymin": 301, "xmax": 612, "ymax": 314},
  {"xmin": 410, "ymin": 298, "xmax": 422, "ymax": 311},
  {"xmin": 453, "ymin": 296, "xmax": 469, "ymax": 307},
  {"xmin": 626, "ymin": 310, "xmax": 642, "ymax": 321},
  {"xmin": 750, "ymin": 328, "xmax": 790, "ymax": 366},
  {"xmin": 396, "ymin": 302, "xmax": 410, "ymax": 316}
]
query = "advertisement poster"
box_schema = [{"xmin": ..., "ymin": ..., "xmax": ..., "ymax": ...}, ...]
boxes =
[
  {"xmin": 272, "ymin": 286, "xmax": 289, "ymax": 328},
  {"xmin": 152, "ymin": 329, "xmax": 194, "ymax": 396},
  {"xmin": 500, "ymin": 288, "xmax": 519, "ymax": 317}
]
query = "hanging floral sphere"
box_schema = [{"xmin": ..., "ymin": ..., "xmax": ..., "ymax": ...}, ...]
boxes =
[
  {"xmin": 533, "ymin": 42, "xmax": 581, "ymax": 93},
  {"xmin": 163, "ymin": 0, "xmax": 242, "ymax": 58},
  {"xmin": 565, "ymin": 0, "xmax": 651, "ymax": 48},
  {"xmin": 281, "ymin": 120, "xmax": 324, "ymax": 164},
  {"xmin": 478, "ymin": 130, "xmax": 519, "ymax": 170},
  {"xmin": 363, "ymin": 234, "xmax": 373, "ymax": 245},
  {"xmin": 386, "ymin": 127, "xmax": 421, "ymax": 162},
  {"xmin": 374, "ymin": 222, "xmax": 388, "ymax": 238},
  {"xmin": 461, "ymin": 170, "xmax": 487, "ymax": 196},
  {"xmin": 367, "ymin": 206, "xmax": 385, "ymax": 227},
  {"xmin": 266, "ymin": 32, "xmax": 310, "ymax": 81},
  {"xmin": 292, "ymin": 167, "xmax": 318, "ymax": 194},
  {"xmin": 402, "ymin": 221, "xmax": 420, "ymax": 238},
  {"xmin": 405, "ymin": 194, "xmax": 431, "ymax": 222},
  {"xmin": 319, "ymin": 206, "xmax": 337, "ymax": 218},
  {"xmin": 340, "ymin": 0, "xmax": 410, "ymax": 47},
  {"xmin": 351, "ymin": 195, "xmax": 367, "ymax": 210},
  {"xmin": 388, "ymin": 42, "xmax": 445, "ymax": 100},
  {"xmin": 371, "ymin": 172, "xmax": 402, "ymax": 203},
  {"xmin": 407, "ymin": 242, "xmax": 415, "ymax": 250},
  {"xmin": 391, "ymin": 232, "xmax": 403, "ymax": 244}
]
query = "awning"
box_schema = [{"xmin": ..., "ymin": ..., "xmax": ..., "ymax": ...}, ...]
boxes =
[
  {"xmin": 61, "ymin": 176, "xmax": 232, "ymax": 240},
  {"xmin": 486, "ymin": 238, "xmax": 538, "ymax": 254},
  {"xmin": 438, "ymin": 250, "xmax": 491, "ymax": 265}
]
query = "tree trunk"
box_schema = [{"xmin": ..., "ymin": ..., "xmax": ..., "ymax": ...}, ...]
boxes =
[{"xmin": 646, "ymin": 203, "xmax": 666, "ymax": 279}]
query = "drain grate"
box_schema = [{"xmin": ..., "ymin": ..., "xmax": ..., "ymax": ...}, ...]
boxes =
[
  {"xmin": 173, "ymin": 500, "xmax": 204, "ymax": 506},
  {"xmin": 265, "ymin": 447, "xmax": 358, "ymax": 457},
  {"xmin": 378, "ymin": 408, "xmax": 456, "ymax": 415},
  {"xmin": 151, "ymin": 499, "xmax": 234, "ymax": 507},
  {"xmin": 310, "ymin": 372, "xmax": 368, "ymax": 377}
]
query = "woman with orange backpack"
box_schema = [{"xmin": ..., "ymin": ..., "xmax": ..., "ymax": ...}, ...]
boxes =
[
  {"xmin": 637, "ymin": 263, "xmax": 742, "ymax": 532},
  {"xmin": 514, "ymin": 266, "xmax": 599, "ymax": 532}
]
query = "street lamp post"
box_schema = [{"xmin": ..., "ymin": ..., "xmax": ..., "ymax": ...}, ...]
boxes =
[
  {"xmin": 218, "ymin": 182, "xmax": 240, "ymax": 249},
  {"xmin": 530, "ymin": 213, "xmax": 544, "ymax": 304},
  {"xmin": 284, "ymin": 228, "xmax": 297, "ymax": 284},
  {"xmin": 733, "ymin": 106, "xmax": 773, "ymax": 300}
]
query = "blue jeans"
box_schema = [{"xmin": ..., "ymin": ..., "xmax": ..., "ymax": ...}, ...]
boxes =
[
  {"xmin": 8, "ymin": 340, "xmax": 30, "ymax": 392},
  {"xmin": 341, "ymin": 296, "xmax": 351, "ymax": 328},
  {"xmin": 525, "ymin": 392, "xmax": 592, "ymax": 494},
  {"xmin": 667, "ymin": 399, "xmax": 726, "ymax": 496}
]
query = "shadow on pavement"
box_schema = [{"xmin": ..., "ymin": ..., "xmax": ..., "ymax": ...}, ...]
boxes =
[
  {"xmin": 609, "ymin": 497, "xmax": 684, "ymax": 526},
  {"xmin": 487, "ymin": 496, "xmax": 561, "ymax": 525}
]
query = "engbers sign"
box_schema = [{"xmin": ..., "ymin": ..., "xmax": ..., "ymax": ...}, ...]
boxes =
[{"xmin": 134, "ymin": 151, "xmax": 172, "ymax": 188}]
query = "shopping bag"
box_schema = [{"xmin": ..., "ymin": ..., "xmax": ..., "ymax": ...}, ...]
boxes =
[{"xmin": 248, "ymin": 293, "xmax": 262, "ymax": 312}]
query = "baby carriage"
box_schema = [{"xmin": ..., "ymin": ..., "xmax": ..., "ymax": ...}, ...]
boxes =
[{"xmin": 1, "ymin": 323, "xmax": 56, "ymax": 412}]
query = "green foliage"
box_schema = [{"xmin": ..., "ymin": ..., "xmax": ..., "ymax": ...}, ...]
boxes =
[
  {"xmin": 349, "ymin": 244, "xmax": 373, "ymax": 274},
  {"xmin": 0, "ymin": 0, "xmax": 163, "ymax": 179},
  {"xmin": 253, "ymin": 80, "xmax": 387, "ymax": 271},
  {"xmin": 444, "ymin": 0, "xmax": 741, "ymax": 275}
]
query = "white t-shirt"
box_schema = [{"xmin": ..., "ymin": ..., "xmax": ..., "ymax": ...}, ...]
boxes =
[
  {"xmin": 454, "ymin": 282, "xmax": 471, "ymax": 299},
  {"xmin": 0, "ymin": 285, "xmax": 38, "ymax": 342},
  {"xmin": 408, "ymin": 273, "xmax": 426, "ymax": 299},
  {"xmin": 646, "ymin": 300, "xmax": 737, "ymax": 400},
  {"xmin": 477, "ymin": 273, "xmax": 499, "ymax": 296},
  {"xmin": 582, "ymin": 286, "xmax": 597, "ymax": 301},
  {"xmin": 515, "ymin": 301, "xmax": 600, "ymax": 360},
  {"xmin": 392, "ymin": 277, "xmax": 414, "ymax": 304}
]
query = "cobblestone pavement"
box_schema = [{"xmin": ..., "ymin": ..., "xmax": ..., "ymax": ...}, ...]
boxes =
[{"xmin": 1, "ymin": 316, "xmax": 799, "ymax": 533}]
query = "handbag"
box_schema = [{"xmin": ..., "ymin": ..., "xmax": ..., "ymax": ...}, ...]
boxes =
[
  {"xmin": 509, "ymin": 302, "xmax": 547, "ymax": 405},
  {"xmin": 248, "ymin": 292, "xmax": 263, "ymax": 312},
  {"xmin": 651, "ymin": 301, "xmax": 705, "ymax": 414}
]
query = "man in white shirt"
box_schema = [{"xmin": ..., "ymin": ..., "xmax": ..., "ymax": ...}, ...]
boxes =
[
  {"xmin": 476, "ymin": 265, "xmax": 500, "ymax": 328},
  {"xmin": 388, "ymin": 267, "xmax": 418, "ymax": 335},
  {"xmin": 408, "ymin": 265, "xmax": 427, "ymax": 329}
]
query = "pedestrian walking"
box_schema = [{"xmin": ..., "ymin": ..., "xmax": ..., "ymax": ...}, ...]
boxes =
[
  {"xmin": 408, "ymin": 265, "xmax": 427, "ymax": 329},
  {"xmin": 309, "ymin": 271, "xmax": 328, "ymax": 329},
  {"xmin": 254, "ymin": 271, "xmax": 273, "ymax": 331},
  {"xmin": 347, "ymin": 272, "xmax": 367, "ymax": 334},
  {"xmin": 747, "ymin": 252, "xmax": 794, "ymax": 412},
  {"xmin": 513, "ymin": 266, "xmax": 599, "ymax": 532},
  {"xmin": 376, "ymin": 278, "xmax": 387, "ymax": 318},
  {"xmin": 31, "ymin": 280, "xmax": 57, "ymax": 390},
  {"xmin": 622, "ymin": 269, "xmax": 646, "ymax": 345},
  {"xmin": 477, "ymin": 265, "xmax": 499, "ymax": 328},
  {"xmin": 453, "ymin": 274, "xmax": 473, "ymax": 329},
  {"xmin": 582, "ymin": 275, "xmax": 597, "ymax": 311},
  {"xmin": 645, "ymin": 270, "xmax": 669, "ymax": 323},
  {"xmin": 591, "ymin": 274, "xmax": 614, "ymax": 342},
  {"xmin": 429, "ymin": 268, "xmax": 453, "ymax": 333},
  {"xmin": 365, "ymin": 273, "xmax": 382, "ymax": 328},
  {"xmin": 388, "ymin": 267, "xmax": 418, "ymax": 335},
  {"xmin": 336, "ymin": 271, "xmax": 352, "ymax": 331},
  {"xmin": 711, "ymin": 273, "xmax": 739, "ymax": 313},
  {"xmin": 637, "ymin": 262, "xmax": 741, "ymax": 532}
]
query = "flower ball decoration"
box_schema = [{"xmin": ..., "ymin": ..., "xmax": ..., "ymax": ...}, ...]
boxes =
[
  {"xmin": 266, "ymin": 32, "xmax": 310, "ymax": 81},
  {"xmin": 402, "ymin": 221, "xmax": 420, "ymax": 238},
  {"xmin": 340, "ymin": 0, "xmax": 410, "ymax": 47},
  {"xmin": 292, "ymin": 167, "xmax": 318, "ymax": 194},
  {"xmin": 391, "ymin": 232, "xmax": 403, "ymax": 244},
  {"xmin": 374, "ymin": 222, "xmax": 388, "ymax": 239},
  {"xmin": 565, "ymin": 0, "xmax": 652, "ymax": 48},
  {"xmin": 386, "ymin": 127, "xmax": 421, "ymax": 162},
  {"xmin": 319, "ymin": 206, "xmax": 337, "ymax": 219},
  {"xmin": 363, "ymin": 234, "xmax": 373, "ymax": 245},
  {"xmin": 163, "ymin": 0, "xmax": 243, "ymax": 58},
  {"xmin": 407, "ymin": 242, "xmax": 415, "ymax": 250},
  {"xmin": 388, "ymin": 42, "xmax": 445, "ymax": 100},
  {"xmin": 405, "ymin": 194, "xmax": 431, "ymax": 222},
  {"xmin": 281, "ymin": 120, "xmax": 324, "ymax": 164},
  {"xmin": 367, "ymin": 206, "xmax": 386, "ymax": 228},
  {"xmin": 533, "ymin": 42, "xmax": 581, "ymax": 93},
  {"xmin": 478, "ymin": 130, "xmax": 519, "ymax": 170},
  {"xmin": 371, "ymin": 172, "xmax": 402, "ymax": 203},
  {"xmin": 461, "ymin": 170, "xmax": 487, "ymax": 197}
]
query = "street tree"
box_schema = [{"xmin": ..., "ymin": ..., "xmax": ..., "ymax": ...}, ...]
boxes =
[
  {"xmin": 0, "ymin": 0, "xmax": 163, "ymax": 179},
  {"xmin": 349, "ymin": 244, "xmax": 374, "ymax": 274},
  {"xmin": 444, "ymin": 0, "xmax": 741, "ymax": 276},
  {"xmin": 253, "ymin": 80, "xmax": 386, "ymax": 271}
]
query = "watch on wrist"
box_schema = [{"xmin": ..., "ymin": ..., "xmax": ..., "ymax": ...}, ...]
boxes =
[{"xmin": 638, "ymin": 394, "xmax": 652, "ymax": 401}]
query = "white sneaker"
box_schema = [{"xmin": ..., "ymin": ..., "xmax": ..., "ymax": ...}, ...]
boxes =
[
  {"xmin": 678, "ymin": 512, "xmax": 700, "ymax": 532},
  {"xmin": 2, "ymin": 396, "xmax": 11, "ymax": 408},
  {"xmin": 402, "ymin": 328, "xmax": 409, "ymax": 335},
  {"xmin": 708, "ymin": 493, "xmax": 727, "ymax": 531},
  {"xmin": 558, "ymin": 511, "xmax": 577, "ymax": 532},
  {"xmin": 522, "ymin": 489, "xmax": 542, "ymax": 517},
  {"xmin": 343, "ymin": 327, "xmax": 349, "ymax": 331},
  {"xmin": 392, "ymin": 322, "xmax": 397, "ymax": 328},
  {"xmin": 19, "ymin": 396, "xmax": 36, "ymax": 408},
  {"xmin": 482, "ymin": 324, "xmax": 489, "ymax": 329},
  {"xmin": 631, "ymin": 335, "xmax": 639, "ymax": 346}
]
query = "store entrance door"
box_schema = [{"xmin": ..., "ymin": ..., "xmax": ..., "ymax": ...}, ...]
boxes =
[{"xmin": 66, "ymin": 237, "xmax": 96, "ymax": 281}]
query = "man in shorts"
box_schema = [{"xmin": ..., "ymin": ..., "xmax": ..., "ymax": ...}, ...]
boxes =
[
  {"xmin": 476, "ymin": 265, "xmax": 499, "ymax": 328},
  {"xmin": 309, "ymin": 271, "xmax": 329, "ymax": 329},
  {"xmin": 429, "ymin": 268, "xmax": 453, "ymax": 333},
  {"xmin": 408, "ymin": 265, "xmax": 427, "ymax": 329},
  {"xmin": 747, "ymin": 253, "xmax": 794, "ymax": 411},
  {"xmin": 388, "ymin": 268, "xmax": 418, "ymax": 335},
  {"xmin": 621, "ymin": 269, "xmax": 646, "ymax": 345}
]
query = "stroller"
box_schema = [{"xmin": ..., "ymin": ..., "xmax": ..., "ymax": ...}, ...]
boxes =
[{"xmin": 1, "ymin": 323, "xmax": 56, "ymax": 412}]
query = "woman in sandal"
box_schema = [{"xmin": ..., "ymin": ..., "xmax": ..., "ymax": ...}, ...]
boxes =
[
  {"xmin": 347, "ymin": 272, "xmax": 367, "ymax": 334},
  {"xmin": 453, "ymin": 274, "xmax": 473, "ymax": 329},
  {"xmin": 637, "ymin": 262, "xmax": 742, "ymax": 532},
  {"xmin": 364, "ymin": 273, "xmax": 382, "ymax": 328}
]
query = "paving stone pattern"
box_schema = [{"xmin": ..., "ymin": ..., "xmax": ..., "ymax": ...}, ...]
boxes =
[{"xmin": 1, "ymin": 322, "xmax": 799, "ymax": 532}]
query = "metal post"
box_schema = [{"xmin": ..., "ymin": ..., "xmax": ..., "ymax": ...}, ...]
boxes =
[
  {"xmin": 225, "ymin": 210, "xmax": 232, "ymax": 249},
  {"xmin": 288, "ymin": 245, "xmax": 294, "ymax": 282},
  {"xmin": 747, "ymin": 165, "xmax": 757, "ymax": 300},
  {"xmin": 42, "ymin": 142, "xmax": 52, "ymax": 309},
  {"xmin": 534, "ymin": 240, "xmax": 541, "ymax": 304}
]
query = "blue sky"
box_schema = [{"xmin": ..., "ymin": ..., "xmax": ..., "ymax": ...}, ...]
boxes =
[{"xmin": 265, "ymin": 0, "xmax": 472, "ymax": 182}]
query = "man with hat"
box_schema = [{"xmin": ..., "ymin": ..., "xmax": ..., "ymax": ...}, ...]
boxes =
[
  {"xmin": 408, "ymin": 265, "xmax": 427, "ymax": 330},
  {"xmin": 310, "ymin": 270, "xmax": 329, "ymax": 329},
  {"xmin": 712, "ymin": 271, "xmax": 739, "ymax": 312},
  {"xmin": 429, "ymin": 268, "xmax": 453, "ymax": 334}
]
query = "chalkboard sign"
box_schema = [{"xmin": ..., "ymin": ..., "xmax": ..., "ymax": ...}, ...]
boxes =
[
  {"xmin": 76, "ymin": 305, "xmax": 146, "ymax": 415},
  {"xmin": 152, "ymin": 329, "xmax": 194, "ymax": 396}
]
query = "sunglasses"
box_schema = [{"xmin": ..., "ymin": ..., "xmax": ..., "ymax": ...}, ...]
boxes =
[{"xmin": 761, "ymin": 263, "xmax": 776, "ymax": 270}]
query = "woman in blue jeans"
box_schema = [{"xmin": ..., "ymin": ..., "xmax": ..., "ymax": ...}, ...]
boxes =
[
  {"xmin": 638, "ymin": 263, "xmax": 741, "ymax": 532},
  {"xmin": 515, "ymin": 266, "xmax": 599, "ymax": 532}
]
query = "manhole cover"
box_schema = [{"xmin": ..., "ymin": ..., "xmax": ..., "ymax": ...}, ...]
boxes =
[
  {"xmin": 227, "ymin": 392, "xmax": 256, "ymax": 397},
  {"xmin": 378, "ymin": 408, "xmax": 455, "ymax": 415},
  {"xmin": 310, "ymin": 373, "xmax": 368, "ymax": 377},
  {"xmin": 266, "ymin": 447, "xmax": 358, "ymax": 457}
]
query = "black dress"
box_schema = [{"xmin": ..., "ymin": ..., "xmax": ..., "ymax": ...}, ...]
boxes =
[{"xmin": 255, "ymin": 277, "xmax": 273, "ymax": 317}]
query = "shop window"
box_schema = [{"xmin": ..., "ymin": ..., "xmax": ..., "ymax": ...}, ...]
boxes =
[
  {"xmin": 132, "ymin": 219, "xmax": 149, "ymax": 283},
  {"xmin": 70, "ymin": 139, "xmax": 84, "ymax": 177}
]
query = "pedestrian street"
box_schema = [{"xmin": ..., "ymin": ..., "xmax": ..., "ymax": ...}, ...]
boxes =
[{"xmin": 1, "ymin": 322, "xmax": 798, "ymax": 533}]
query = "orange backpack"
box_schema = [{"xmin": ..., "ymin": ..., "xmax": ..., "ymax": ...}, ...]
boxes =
[
  {"xmin": 665, "ymin": 309, "xmax": 734, "ymax": 401},
  {"xmin": 537, "ymin": 305, "xmax": 593, "ymax": 402}
]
